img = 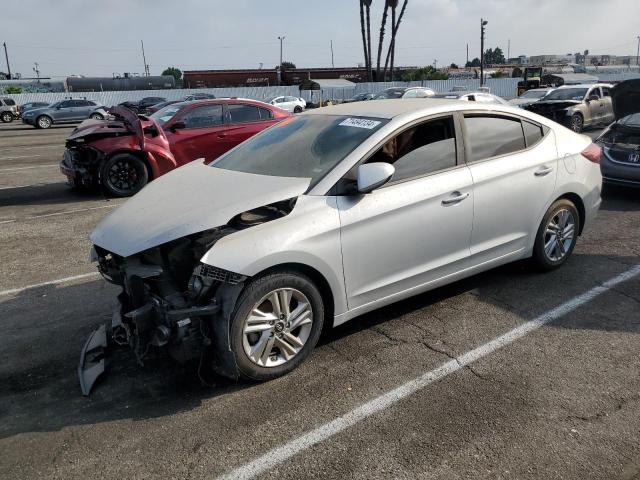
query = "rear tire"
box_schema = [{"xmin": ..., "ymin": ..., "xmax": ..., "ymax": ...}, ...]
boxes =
[
  {"xmin": 293, "ymin": 105, "xmax": 303, "ymax": 113},
  {"xmin": 99, "ymin": 153, "xmax": 149, "ymax": 197},
  {"xmin": 532, "ymin": 199, "xmax": 580, "ymax": 271},
  {"xmin": 568, "ymin": 113, "xmax": 583, "ymax": 133},
  {"xmin": 36, "ymin": 115, "xmax": 52, "ymax": 129},
  {"xmin": 229, "ymin": 271, "xmax": 324, "ymax": 381},
  {"xmin": 1, "ymin": 112, "xmax": 13, "ymax": 123}
]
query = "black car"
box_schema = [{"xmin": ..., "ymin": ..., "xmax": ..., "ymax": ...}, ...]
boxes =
[
  {"xmin": 596, "ymin": 79, "xmax": 640, "ymax": 188},
  {"xmin": 182, "ymin": 93, "xmax": 216, "ymax": 101},
  {"xmin": 119, "ymin": 97, "xmax": 167, "ymax": 114},
  {"xmin": 343, "ymin": 92, "xmax": 374, "ymax": 103}
]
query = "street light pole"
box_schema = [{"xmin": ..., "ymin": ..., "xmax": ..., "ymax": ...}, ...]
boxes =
[
  {"xmin": 636, "ymin": 35, "xmax": 640, "ymax": 66},
  {"xmin": 277, "ymin": 36, "xmax": 285, "ymax": 85},
  {"xmin": 2, "ymin": 42, "xmax": 11, "ymax": 79},
  {"xmin": 480, "ymin": 19, "xmax": 488, "ymax": 86}
]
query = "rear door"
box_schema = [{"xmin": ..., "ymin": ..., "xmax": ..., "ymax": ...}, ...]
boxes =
[
  {"xmin": 165, "ymin": 103, "xmax": 227, "ymax": 165},
  {"xmin": 463, "ymin": 113, "xmax": 557, "ymax": 265},
  {"xmin": 221, "ymin": 104, "xmax": 278, "ymax": 151}
]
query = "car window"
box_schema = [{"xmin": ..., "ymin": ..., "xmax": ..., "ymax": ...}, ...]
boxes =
[
  {"xmin": 258, "ymin": 107, "xmax": 273, "ymax": 119},
  {"xmin": 59, "ymin": 101, "xmax": 73, "ymax": 108},
  {"xmin": 589, "ymin": 87, "xmax": 601, "ymax": 99},
  {"xmin": 464, "ymin": 115, "xmax": 526, "ymax": 162},
  {"xmin": 4, "ymin": 99, "xmax": 16, "ymax": 106},
  {"xmin": 366, "ymin": 116, "xmax": 457, "ymax": 182},
  {"xmin": 602, "ymin": 87, "xmax": 611, "ymax": 97},
  {"xmin": 228, "ymin": 104, "xmax": 260, "ymax": 123},
  {"xmin": 475, "ymin": 94, "xmax": 496, "ymax": 103},
  {"xmin": 522, "ymin": 121, "xmax": 544, "ymax": 148},
  {"xmin": 402, "ymin": 89, "xmax": 426, "ymax": 98},
  {"xmin": 180, "ymin": 104, "xmax": 224, "ymax": 128}
]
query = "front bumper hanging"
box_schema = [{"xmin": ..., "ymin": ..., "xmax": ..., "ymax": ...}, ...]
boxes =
[{"xmin": 78, "ymin": 324, "xmax": 108, "ymax": 396}]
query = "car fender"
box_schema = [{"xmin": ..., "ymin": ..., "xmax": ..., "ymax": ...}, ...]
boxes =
[{"xmin": 200, "ymin": 195, "xmax": 348, "ymax": 316}]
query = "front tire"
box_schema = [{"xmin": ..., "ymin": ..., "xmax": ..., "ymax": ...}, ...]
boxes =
[
  {"xmin": 90, "ymin": 113, "xmax": 104, "ymax": 120},
  {"xmin": 568, "ymin": 113, "xmax": 583, "ymax": 133},
  {"xmin": 293, "ymin": 105, "xmax": 303, "ymax": 113},
  {"xmin": 36, "ymin": 115, "xmax": 52, "ymax": 129},
  {"xmin": 532, "ymin": 199, "xmax": 580, "ymax": 271},
  {"xmin": 229, "ymin": 271, "xmax": 324, "ymax": 381},
  {"xmin": 1, "ymin": 112, "xmax": 13, "ymax": 123},
  {"xmin": 99, "ymin": 153, "xmax": 149, "ymax": 197}
]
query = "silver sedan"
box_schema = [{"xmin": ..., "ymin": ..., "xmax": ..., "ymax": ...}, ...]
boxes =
[{"xmin": 83, "ymin": 99, "xmax": 603, "ymax": 393}]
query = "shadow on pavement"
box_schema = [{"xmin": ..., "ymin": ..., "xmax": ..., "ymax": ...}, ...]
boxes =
[
  {"xmin": 0, "ymin": 253, "xmax": 638, "ymax": 439},
  {"xmin": 0, "ymin": 182, "xmax": 113, "ymax": 207},
  {"xmin": 601, "ymin": 184, "xmax": 640, "ymax": 212}
]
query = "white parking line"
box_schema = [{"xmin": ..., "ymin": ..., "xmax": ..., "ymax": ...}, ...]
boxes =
[
  {"xmin": 0, "ymin": 155, "xmax": 43, "ymax": 161},
  {"xmin": 0, "ymin": 163, "xmax": 55, "ymax": 172},
  {"xmin": 0, "ymin": 203, "xmax": 120, "ymax": 225},
  {"xmin": 0, "ymin": 272, "xmax": 101, "ymax": 297},
  {"xmin": 217, "ymin": 263, "xmax": 640, "ymax": 480}
]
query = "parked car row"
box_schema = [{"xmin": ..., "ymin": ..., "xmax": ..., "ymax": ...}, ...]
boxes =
[{"xmin": 21, "ymin": 99, "xmax": 107, "ymax": 129}]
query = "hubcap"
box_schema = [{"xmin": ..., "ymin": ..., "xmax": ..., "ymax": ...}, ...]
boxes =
[
  {"xmin": 242, "ymin": 288, "xmax": 313, "ymax": 367},
  {"xmin": 544, "ymin": 208, "xmax": 575, "ymax": 262},
  {"xmin": 571, "ymin": 116, "xmax": 582, "ymax": 132},
  {"xmin": 39, "ymin": 117, "xmax": 50, "ymax": 128}
]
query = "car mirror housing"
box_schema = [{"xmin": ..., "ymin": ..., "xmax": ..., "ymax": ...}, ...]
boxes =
[
  {"xmin": 357, "ymin": 163, "xmax": 395, "ymax": 194},
  {"xmin": 170, "ymin": 121, "xmax": 186, "ymax": 132}
]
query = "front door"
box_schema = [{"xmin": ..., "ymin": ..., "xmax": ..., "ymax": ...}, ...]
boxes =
[
  {"xmin": 165, "ymin": 104, "xmax": 227, "ymax": 165},
  {"xmin": 587, "ymin": 87, "xmax": 604, "ymax": 124},
  {"xmin": 337, "ymin": 115, "xmax": 473, "ymax": 309}
]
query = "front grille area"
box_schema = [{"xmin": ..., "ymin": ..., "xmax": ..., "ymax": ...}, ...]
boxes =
[
  {"xmin": 606, "ymin": 147, "xmax": 640, "ymax": 166},
  {"xmin": 198, "ymin": 264, "xmax": 243, "ymax": 284}
]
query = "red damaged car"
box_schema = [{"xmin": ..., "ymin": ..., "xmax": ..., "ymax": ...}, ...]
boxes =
[{"xmin": 60, "ymin": 99, "xmax": 289, "ymax": 197}]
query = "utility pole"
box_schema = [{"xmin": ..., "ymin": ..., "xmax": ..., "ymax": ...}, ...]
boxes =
[
  {"xmin": 2, "ymin": 42, "xmax": 11, "ymax": 79},
  {"xmin": 637, "ymin": 35, "xmax": 640, "ymax": 66},
  {"xmin": 330, "ymin": 40, "xmax": 334, "ymax": 68},
  {"xmin": 141, "ymin": 40, "xmax": 149, "ymax": 76},
  {"xmin": 466, "ymin": 43, "xmax": 469, "ymax": 66},
  {"xmin": 277, "ymin": 35, "xmax": 285, "ymax": 85},
  {"xmin": 433, "ymin": 59, "xmax": 438, "ymax": 69},
  {"xmin": 480, "ymin": 19, "xmax": 488, "ymax": 86},
  {"xmin": 507, "ymin": 38, "xmax": 510, "ymax": 63},
  {"xmin": 33, "ymin": 62, "xmax": 40, "ymax": 81}
]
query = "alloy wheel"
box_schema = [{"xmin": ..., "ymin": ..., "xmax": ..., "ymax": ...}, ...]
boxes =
[
  {"xmin": 38, "ymin": 116, "xmax": 51, "ymax": 128},
  {"xmin": 107, "ymin": 159, "xmax": 142, "ymax": 195},
  {"xmin": 570, "ymin": 115, "xmax": 583, "ymax": 133},
  {"xmin": 242, "ymin": 288, "xmax": 313, "ymax": 368},
  {"xmin": 543, "ymin": 208, "xmax": 575, "ymax": 262}
]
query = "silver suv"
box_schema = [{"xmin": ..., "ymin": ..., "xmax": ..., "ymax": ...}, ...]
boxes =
[
  {"xmin": 21, "ymin": 99, "xmax": 107, "ymax": 129},
  {"xmin": 0, "ymin": 97, "xmax": 19, "ymax": 123}
]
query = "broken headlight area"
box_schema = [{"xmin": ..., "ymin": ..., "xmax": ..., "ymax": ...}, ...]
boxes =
[{"xmin": 62, "ymin": 143, "xmax": 104, "ymax": 188}]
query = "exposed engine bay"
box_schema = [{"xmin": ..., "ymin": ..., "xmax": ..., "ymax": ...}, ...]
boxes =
[{"xmin": 79, "ymin": 198, "xmax": 296, "ymax": 395}]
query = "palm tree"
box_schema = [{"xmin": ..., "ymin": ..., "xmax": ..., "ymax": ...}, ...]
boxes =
[
  {"xmin": 376, "ymin": 1, "xmax": 391, "ymax": 80},
  {"xmin": 359, "ymin": 1, "xmax": 370, "ymax": 81},
  {"xmin": 383, "ymin": 0, "xmax": 408, "ymax": 81},
  {"xmin": 364, "ymin": 0, "xmax": 373, "ymax": 82}
]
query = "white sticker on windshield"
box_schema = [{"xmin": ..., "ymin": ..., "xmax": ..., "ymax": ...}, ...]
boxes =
[{"xmin": 339, "ymin": 118, "xmax": 381, "ymax": 129}]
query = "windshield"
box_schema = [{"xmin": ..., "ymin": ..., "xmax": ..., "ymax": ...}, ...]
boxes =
[
  {"xmin": 373, "ymin": 88, "xmax": 406, "ymax": 99},
  {"xmin": 149, "ymin": 103, "xmax": 184, "ymax": 126},
  {"xmin": 212, "ymin": 115, "xmax": 388, "ymax": 186},
  {"xmin": 264, "ymin": 96, "xmax": 278, "ymax": 103},
  {"xmin": 519, "ymin": 90, "xmax": 548, "ymax": 99},
  {"xmin": 543, "ymin": 88, "xmax": 588, "ymax": 101},
  {"xmin": 619, "ymin": 113, "xmax": 640, "ymax": 127}
]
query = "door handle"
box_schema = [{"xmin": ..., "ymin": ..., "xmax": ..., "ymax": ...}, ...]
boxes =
[
  {"xmin": 441, "ymin": 192, "xmax": 469, "ymax": 205},
  {"xmin": 535, "ymin": 166, "xmax": 553, "ymax": 177}
]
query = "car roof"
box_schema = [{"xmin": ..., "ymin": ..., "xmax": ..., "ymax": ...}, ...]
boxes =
[
  {"xmin": 556, "ymin": 83, "xmax": 613, "ymax": 89},
  {"xmin": 303, "ymin": 98, "xmax": 522, "ymax": 119}
]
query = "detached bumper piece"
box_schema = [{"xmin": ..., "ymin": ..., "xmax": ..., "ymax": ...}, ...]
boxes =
[{"xmin": 78, "ymin": 324, "xmax": 108, "ymax": 396}]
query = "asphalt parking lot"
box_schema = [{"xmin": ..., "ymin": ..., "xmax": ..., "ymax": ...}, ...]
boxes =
[{"xmin": 1, "ymin": 121, "xmax": 639, "ymax": 480}]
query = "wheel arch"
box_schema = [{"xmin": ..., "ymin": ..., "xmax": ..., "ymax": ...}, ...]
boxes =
[
  {"xmin": 249, "ymin": 262, "xmax": 335, "ymax": 331},
  {"xmin": 554, "ymin": 192, "xmax": 586, "ymax": 235}
]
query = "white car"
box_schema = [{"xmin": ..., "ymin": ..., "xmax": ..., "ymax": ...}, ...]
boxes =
[
  {"xmin": 508, "ymin": 88, "xmax": 554, "ymax": 109},
  {"xmin": 266, "ymin": 95, "xmax": 306, "ymax": 113},
  {"xmin": 81, "ymin": 99, "xmax": 602, "ymax": 394}
]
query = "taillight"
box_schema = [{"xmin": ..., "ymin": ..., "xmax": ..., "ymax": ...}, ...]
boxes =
[{"xmin": 581, "ymin": 143, "xmax": 601, "ymax": 164}]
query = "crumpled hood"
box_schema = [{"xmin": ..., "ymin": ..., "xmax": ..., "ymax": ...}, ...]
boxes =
[
  {"xmin": 527, "ymin": 100, "xmax": 579, "ymax": 114},
  {"xmin": 612, "ymin": 79, "xmax": 640, "ymax": 121},
  {"xmin": 91, "ymin": 161, "xmax": 311, "ymax": 257},
  {"xmin": 68, "ymin": 119, "xmax": 131, "ymax": 140}
]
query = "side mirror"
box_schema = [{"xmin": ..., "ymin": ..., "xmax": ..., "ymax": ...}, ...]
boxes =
[
  {"xmin": 357, "ymin": 163, "xmax": 395, "ymax": 194},
  {"xmin": 170, "ymin": 121, "xmax": 186, "ymax": 132}
]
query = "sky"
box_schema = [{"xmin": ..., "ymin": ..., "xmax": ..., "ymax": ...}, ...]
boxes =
[{"xmin": 2, "ymin": 0, "xmax": 639, "ymax": 78}]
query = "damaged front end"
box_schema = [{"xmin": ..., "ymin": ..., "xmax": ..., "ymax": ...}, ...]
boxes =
[
  {"xmin": 526, "ymin": 101, "xmax": 578, "ymax": 125},
  {"xmin": 79, "ymin": 197, "xmax": 298, "ymax": 395}
]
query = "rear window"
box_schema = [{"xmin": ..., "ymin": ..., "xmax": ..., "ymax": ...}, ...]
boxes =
[
  {"xmin": 4, "ymin": 99, "xmax": 16, "ymax": 106},
  {"xmin": 229, "ymin": 104, "xmax": 260, "ymax": 123},
  {"xmin": 258, "ymin": 107, "xmax": 273, "ymax": 119},
  {"xmin": 464, "ymin": 115, "xmax": 526, "ymax": 162},
  {"xmin": 523, "ymin": 121, "xmax": 543, "ymax": 147}
]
